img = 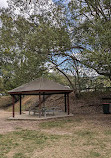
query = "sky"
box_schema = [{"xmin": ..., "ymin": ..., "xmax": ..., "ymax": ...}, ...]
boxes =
[{"xmin": 0, "ymin": 0, "xmax": 8, "ymax": 8}]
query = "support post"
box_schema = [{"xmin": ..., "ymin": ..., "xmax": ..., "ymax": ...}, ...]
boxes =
[
  {"xmin": 12, "ymin": 95, "xmax": 15, "ymax": 117},
  {"xmin": 42, "ymin": 94, "xmax": 45, "ymax": 116},
  {"xmin": 43, "ymin": 93, "xmax": 45, "ymax": 107},
  {"xmin": 64, "ymin": 94, "xmax": 67, "ymax": 112},
  {"xmin": 20, "ymin": 95, "xmax": 22, "ymax": 115},
  {"xmin": 67, "ymin": 93, "xmax": 70, "ymax": 115},
  {"xmin": 39, "ymin": 92, "xmax": 41, "ymax": 118}
]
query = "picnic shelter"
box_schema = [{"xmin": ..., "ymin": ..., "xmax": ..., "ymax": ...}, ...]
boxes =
[{"xmin": 8, "ymin": 77, "xmax": 73, "ymax": 118}]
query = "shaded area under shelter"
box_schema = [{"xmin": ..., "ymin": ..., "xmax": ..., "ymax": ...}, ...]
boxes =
[{"xmin": 8, "ymin": 77, "xmax": 73, "ymax": 118}]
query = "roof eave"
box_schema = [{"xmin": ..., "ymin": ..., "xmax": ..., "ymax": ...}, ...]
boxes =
[{"xmin": 8, "ymin": 89, "xmax": 73, "ymax": 95}]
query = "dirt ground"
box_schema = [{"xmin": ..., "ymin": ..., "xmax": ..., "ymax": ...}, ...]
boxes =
[
  {"xmin": 0, "ymin": 109, "xmax": 111, "ymax": 135},
  {"xmin": 0, "ymin": 110, "xmax": 40, "ymax": 134}
]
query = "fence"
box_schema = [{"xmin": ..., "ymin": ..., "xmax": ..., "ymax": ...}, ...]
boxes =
[{"xmin": 81, "ymin": 87, "xmax": 111, "ymax": 92}]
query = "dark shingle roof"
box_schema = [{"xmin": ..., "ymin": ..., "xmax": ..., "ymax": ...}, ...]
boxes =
[{"xmin": 8, "ymin": 78, "xmax": 73, "ymax": 94}]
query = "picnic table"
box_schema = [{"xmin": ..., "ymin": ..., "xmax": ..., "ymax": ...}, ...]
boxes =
[
  {"xmin": 41, "ymin": 107, "xmax": 62, "ymax": 117},
  {"xmin": 29, "ymin": 106, "xmax": 62, "ymax": 117}
]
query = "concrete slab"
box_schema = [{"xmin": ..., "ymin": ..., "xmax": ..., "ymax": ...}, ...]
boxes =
[{"xmin": 8, "ymin": 111, "xmax": 73, "ymax": 120}]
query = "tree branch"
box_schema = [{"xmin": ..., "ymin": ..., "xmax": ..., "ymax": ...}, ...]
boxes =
[{"xmin": 49, "ymin": 58, "xmax": 76, "ymax": 94}]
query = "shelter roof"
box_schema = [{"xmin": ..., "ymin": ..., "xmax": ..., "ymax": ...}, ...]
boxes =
[{"xmin": 8, "ymin": 78, "xmax": 73, "ymax": 95}]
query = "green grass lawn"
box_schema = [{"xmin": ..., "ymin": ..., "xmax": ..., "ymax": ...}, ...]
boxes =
[{"xmin": 0, "ymin": 118, "xmax": 111, "ymax": 158}]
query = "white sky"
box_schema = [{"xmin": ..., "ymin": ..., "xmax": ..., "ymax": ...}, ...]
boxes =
[{"xmin": 0, "ymin": 0, "xmax": 8, "ymax": 8}]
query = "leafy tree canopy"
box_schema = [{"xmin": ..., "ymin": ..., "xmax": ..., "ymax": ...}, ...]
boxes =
[{"xmin": 0, "ymin": 0, "xmax": 111, "ymax": 94}]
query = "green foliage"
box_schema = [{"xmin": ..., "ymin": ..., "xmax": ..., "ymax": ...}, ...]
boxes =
[
  {"xmin": 52, "ymin": 0, "xmax": 111, "ymax": 86},
  {"xmin": 69, "ymin": 0, "xmax": 111, "ymax": 79},
  {"xmin": 0, "ymin": 10, "xmax": 49, "ymax": 91},
  {"xmin": 79, "ymin": 75, "xmax": 111, "ymax": 91},
  {"xmin": 79, "ymin": 19, "xmax": 111, "ymax": 79},
  {"xmin": 0, "ymin": 0, "xmax": 111, "ymax": 93},
  {"xmin": 0, "ymin": 77, "xmax": 4, "ymax": 92}
]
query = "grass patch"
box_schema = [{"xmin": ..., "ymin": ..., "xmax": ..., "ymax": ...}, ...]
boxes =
[
  {"xmin": 0, "ymin": 130, "xmax": 62, "ymax": 158},
  {"xmin": 39, "ymin": 119, "xmax": 75, "ymax": 129},
  {"xmin": 90, "ymin": 151, "xmax": 101, "ymax": 157},
  {"xmin": 74, "ymin": 130, "xmax": 95, "ymax": 138},
  {"xmin": 104, "ymin": 130, "xmax": 111, "ymax": 135},
  {"xmin": 13, "ymin": 152, "xmax": 28, "ymax": 158},
  {"xmin": 14, "ymin": 130, "xmax": 49, "ymax": 144}
]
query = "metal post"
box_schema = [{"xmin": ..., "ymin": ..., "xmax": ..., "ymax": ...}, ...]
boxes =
[
  {"xmin": 20, "ymin": 95, "xmax": 22, "ymax": 115},
  {"xmin": 39, "ymin": 92, "xmax": 41, "ymax": 118},
  {"xmin": 64, "ymin": 94, "xmax": 67, "ymax": 112},
  {"xmin": 67, "ymin": 93, "xmax": 69, "ymax": 115},
  {"xmin": 12, "ymin": 95, "xmax": 15, "ymax": 117}
]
